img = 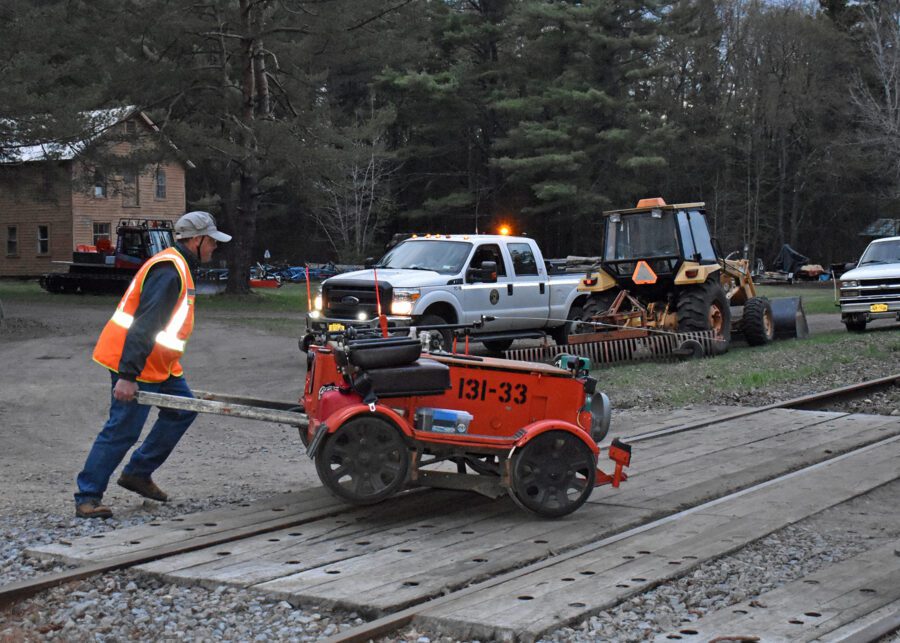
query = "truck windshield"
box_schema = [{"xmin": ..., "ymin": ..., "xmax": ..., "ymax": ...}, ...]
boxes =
[
  {"xmin": 859, "ymin": 239, "xmax": 900, "ymax": 265},
  {"xmin": 375, "ymin": 240, "xmax": 473, "ymax": 274},
  {"xmin": 604, "ymin": 211, "xmax": 679, "ymax": 260},
  {"xmin": 148, "ymin": 230, "xmax": 173, "ymax": 255}
]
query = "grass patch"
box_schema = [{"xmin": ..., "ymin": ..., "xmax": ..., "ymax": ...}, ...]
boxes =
[
  {"xmin": 756, "ymin": 284, "xmax": 839, "ymax": 315},
  {"xmin": 199, "ymin": 283, "xmax": 312, "ymax": 314},
  {"xmin": 0, "ymin": 279, "xmax": 116, "ymax": 306},
  {"xmin": 594, "ymin": 327, "xmax": 900, "ymax": 409},
  {"xmin": 0, "ymin": 278, "xmax": 313, "ymax": 313}
]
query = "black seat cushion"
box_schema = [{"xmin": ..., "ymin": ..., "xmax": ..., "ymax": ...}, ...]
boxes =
[
  {"xmin": 347, "ymin": 337, "xmax": 421, "ymax": 369},
  {"xmin": 356, "ymin": 358, "xmax": 450, "ymax": 399}
]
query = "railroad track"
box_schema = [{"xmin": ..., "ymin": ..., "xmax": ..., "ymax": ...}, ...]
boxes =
[{"xmin": 2, "ymin": 373, "xmax": 899, "ymax": 641}]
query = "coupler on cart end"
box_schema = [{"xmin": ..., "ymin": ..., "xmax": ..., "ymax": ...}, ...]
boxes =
[{"xmin": 595, "ymin": 438, "xmax": 632, "ymax": 488}]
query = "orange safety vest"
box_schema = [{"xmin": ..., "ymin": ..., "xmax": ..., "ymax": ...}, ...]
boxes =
[{"xmin": 93, "ymin": 247, "xmax": 195, "ymax": 382}]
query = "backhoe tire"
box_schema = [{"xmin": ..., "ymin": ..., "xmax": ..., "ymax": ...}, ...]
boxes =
[
  {"xmin": 677, "ymin": 278, "xmax": 731, "ymax": 354},
  {"xmin": 482, "ymin": 339, "xmax": 514, "ymax": 353},
  {"xmin": 743, "ymin": 297, "xmax": 775, "ymax": 346},
  {"xmin": 551, "ymin": 303, "xmax": 584, "ymax": 346},
  {"xmin": 417, "ymin": 314, "xmax": 453, "ymax": 351},
  {"xmin": 578, "ymin": 291, "xmax": 619, "ymax": 333}
]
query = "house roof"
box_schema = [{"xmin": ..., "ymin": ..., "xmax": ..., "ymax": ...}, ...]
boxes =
[
  {"xmin": 1, "ymin": 106, "xmax": 152, "ymax": 163},
  {"xmin": 860, "ymin": 218, "xmax": 900, "ymax": 237}
]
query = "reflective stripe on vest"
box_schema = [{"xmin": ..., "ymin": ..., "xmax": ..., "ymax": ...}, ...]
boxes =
[{"xmin": 108, "ymin": 251, "xmax": 192, "ymax": 353}]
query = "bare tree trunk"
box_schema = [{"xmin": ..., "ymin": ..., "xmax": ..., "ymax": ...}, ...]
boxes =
[
  {"xmin": 777, "ymin": 135, "xmax": 786, "ymax": 247},
  {"xmin": 225, "ymin": 0, "xmax": 267, "ymax": 294}
]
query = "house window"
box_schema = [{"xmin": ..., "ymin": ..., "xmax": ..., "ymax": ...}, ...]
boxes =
[
  {"xmin": 125, "ymin": 120, "xmax": 137, "ymax": 135},
  {"xmin": 155, "ymin": 169, "xmax": 166, "ymax": 199},
  {"xmin": 94, "ymin": 169, "xmax": 107, "ymax": 198},
  {"xmin": 93, "ymin": 222, "xmax": 111, "ymax": 246},
  {"xmin": 37, "ymin": 225, "xmax": 49, "ymax": 255},
  {"xmin": 6, "ymin": 226, "xmax": 17, "ymax": 256},
  {"xmin": 122, "ymin": 169, "xmax": 139, "ymax": 207}
]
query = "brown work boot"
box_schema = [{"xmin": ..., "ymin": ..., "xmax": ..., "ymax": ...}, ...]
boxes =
[
  {"xmin": 75, "ymin": 499, "xmax": 113, "ymax": 519},
  {"xmin": 117, "ymin": 474, "xmax": 169, "ymax": 502}
]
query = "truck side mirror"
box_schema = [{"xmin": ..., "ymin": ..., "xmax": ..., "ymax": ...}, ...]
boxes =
[
  {"xmin": 364, "ymin": 257, "xmax": 376, "ymax": 268},
  {"xmin": 479, "ymin": 260, "xmax": 498, "ymax": 283}
]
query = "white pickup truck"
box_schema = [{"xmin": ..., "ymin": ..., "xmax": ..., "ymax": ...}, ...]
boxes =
[
  {"xmin": 304, "ymin": 234, "xmax": 584, "ymax": 351},
  {"xmin": 837, "ymin": 235, "xmax": 900, "ymax": 332}
]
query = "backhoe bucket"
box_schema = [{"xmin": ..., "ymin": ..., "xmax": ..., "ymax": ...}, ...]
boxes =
[{"xmin": 769, "ymin": 296, "xmax": 809, "ymax": 339}]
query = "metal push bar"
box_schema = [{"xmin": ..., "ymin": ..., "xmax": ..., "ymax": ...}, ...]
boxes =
[{"xmin": 135, "ymin": 390, "xmax": 309, "ymax": 428}]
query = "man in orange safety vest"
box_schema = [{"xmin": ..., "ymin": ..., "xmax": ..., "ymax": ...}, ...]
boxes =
[{"xmin": 74, "ymin": 211, "xmax": 231, "ymax": 518}]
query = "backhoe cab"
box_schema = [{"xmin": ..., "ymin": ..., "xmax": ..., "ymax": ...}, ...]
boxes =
[{"xmin": 578, "ymin": 198, "xmax": 805, "ymax": 354}]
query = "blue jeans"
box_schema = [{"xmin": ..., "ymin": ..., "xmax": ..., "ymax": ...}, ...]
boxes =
[{"xmin": 75, "ymin": 372, "xmax": 198, "ymax": 505}]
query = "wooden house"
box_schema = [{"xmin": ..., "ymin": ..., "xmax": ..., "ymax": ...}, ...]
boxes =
[{"xmin": 0, "ymin": 108, "xmax": 187, "ymax": 277}]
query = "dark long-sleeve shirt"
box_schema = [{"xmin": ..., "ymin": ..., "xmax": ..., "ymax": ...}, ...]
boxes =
[{"xmin": 117, "ymin": 243, "xmax": 198, "ymax": 381}]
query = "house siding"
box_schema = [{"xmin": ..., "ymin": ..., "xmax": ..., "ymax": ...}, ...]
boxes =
[
  {"xmin": 0, "ymin": 163, "xmax": 73, "ymax": 277},
  {"xmin": 1, "ymin": 114, "xmax": 188, "ymax": 277},
  {"xmin": 71, "ymin": 161, "xmax": 186, "ymax": 249}
]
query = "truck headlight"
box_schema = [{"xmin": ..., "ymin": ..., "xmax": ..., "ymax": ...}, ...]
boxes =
[
  {"xmin": 390, "ymin": 288, "xmax": 421, "ymax": 316},
  {"xmin": 840, "ymin": 280, "xmax": 859, "ymax": 289},
  {"xmin": 313, "ymin": 290, "xmax": 323, "ymax": 311}
]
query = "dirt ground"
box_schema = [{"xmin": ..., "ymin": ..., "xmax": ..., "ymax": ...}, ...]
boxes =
[
  {"xmin": 0, "ymin": 294, "xmax": 870, "ymax": 518},
  {"xmin": 0, "ymin": 297, "xmax": 319, "ymax": 517}
]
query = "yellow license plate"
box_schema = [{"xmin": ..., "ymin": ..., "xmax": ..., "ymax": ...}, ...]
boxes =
[
  {"xmin": 327, "ymin": 323, "xmax": 345, "ymax": 332},
  {"xmin": 870, "ymin": 303, "xmax": 889, "ymax": 313}
]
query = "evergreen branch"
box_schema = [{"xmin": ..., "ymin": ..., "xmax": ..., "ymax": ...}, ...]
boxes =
[{"xmin": 346, "ymin": 0, "xmax": 415, "ymax": 32}]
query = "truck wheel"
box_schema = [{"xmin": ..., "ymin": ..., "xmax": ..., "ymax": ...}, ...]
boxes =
[
  {"xmin": 743, "ymin": 297, "xmax": 774, "ymax": 346},
  {"xmin": 844, "ymin": 316, "xmax": 867, "ymax": 332},
  {"xmin": 551, "ymin": 303, "xmax": 585, "ymax": 346},
  {"xmin": 508, "ymin": 430, "xmax": 595, "ymax": 518},
  {"xmin": 677, "ymin": 278, "xmax": 731, "ymax": 354},
  {"xmin": 482, "ymin": 339, "xmax": 514, "ymax": 353},
  {"xmin": 417, "ymin": 314, "xmax": 453, "ymax": 351},
  {"xmin": 315, "ymin": 416, "xmax": 409, "ymax": 504}
]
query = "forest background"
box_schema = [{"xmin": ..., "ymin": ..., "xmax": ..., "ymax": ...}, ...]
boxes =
[{"xmin": 2, "ymin": 0, "xmax": 899, "ymax": 292}]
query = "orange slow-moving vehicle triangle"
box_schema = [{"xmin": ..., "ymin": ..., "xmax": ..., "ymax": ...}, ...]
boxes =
[{"xmin": 632, "ymin": 260, "xmax": 657, "ymax": 284}]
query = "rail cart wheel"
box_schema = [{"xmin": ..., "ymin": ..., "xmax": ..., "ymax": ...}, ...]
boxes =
[
  {"xmin": 509, "ymin": 431, "xmax": 596, "ymax": 518},
  {"xmin": 315, "ymin": 416, "xmax": 409, "ymax": 504}
]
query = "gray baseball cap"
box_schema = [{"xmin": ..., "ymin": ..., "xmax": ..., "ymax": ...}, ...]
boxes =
[{"xmin": 174, "ymin": 211, "xmax": 232, "ymax": 242}]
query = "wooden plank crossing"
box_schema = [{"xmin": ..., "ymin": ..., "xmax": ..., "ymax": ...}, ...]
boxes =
[
  {"xmin": 26, "ymin": 409, "xmax": 900, "ymax": 638},
  {"xmin": 654, "ymin": 539, "xmax": 900, "ymax": 642},
  {"xmin": 413, "ymin": 435, "xmax": 900, "ymax": 641}
]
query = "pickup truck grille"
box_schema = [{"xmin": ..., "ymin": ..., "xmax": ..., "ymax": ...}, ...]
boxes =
[
  {"xmin": 844, "ymin": 278, "xmax": 900, "ymax": 301},
  {"xmin": 323, "ymin": 280, "xmax": 393, "ymax": 319}
]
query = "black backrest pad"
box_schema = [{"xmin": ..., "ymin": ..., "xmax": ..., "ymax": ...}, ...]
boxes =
[{"xmin": 363, "ymin": 358, "xmax": 451, "ymax": 398}]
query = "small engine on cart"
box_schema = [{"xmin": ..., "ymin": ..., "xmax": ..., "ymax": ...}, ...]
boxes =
[{"xmin": 301, "ymin": 328, "xmax": 631, "ymax": 518}]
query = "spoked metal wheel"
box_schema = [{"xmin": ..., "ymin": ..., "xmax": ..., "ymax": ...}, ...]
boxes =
[
  {"xmin": 315, "ymin": 416, "xmax": 409, "ymax": 504},
  {"xmin": 509, "ymin": 431, "xmax": 596, "ymax": 518}
]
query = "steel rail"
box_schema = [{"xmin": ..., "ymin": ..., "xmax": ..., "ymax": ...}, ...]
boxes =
[
  {"xmin": 607, "ymin": 372, "xmax": 900, "ymax": 446},
  {"xmin": 1, "ymin": 375, "xmax": 896, "ymax": 616},
  {"xmin": 0, "ymin": 499, "xmax": 355, "ymax": 610}
]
